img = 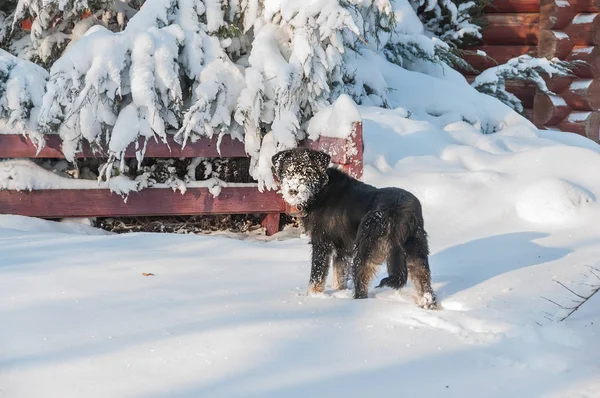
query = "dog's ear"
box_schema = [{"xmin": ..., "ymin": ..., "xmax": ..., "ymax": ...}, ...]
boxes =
[
  {"xmin": 310, "ymin": 150, "xmax": 331, "ymax": 173},
  {"xmin": 271, "ymin": 150, "xmax": 289, "ymax": 179}
]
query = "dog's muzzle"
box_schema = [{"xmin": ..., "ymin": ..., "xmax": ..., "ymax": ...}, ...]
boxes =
[{"xmin": 287, "ymin": 203, "xmax": 307, "ymax": 218}]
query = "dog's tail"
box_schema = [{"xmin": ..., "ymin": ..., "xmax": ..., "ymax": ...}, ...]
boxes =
[{"xmin": 389, "ymin": 199, "xmax": 422, "ymax": 245}]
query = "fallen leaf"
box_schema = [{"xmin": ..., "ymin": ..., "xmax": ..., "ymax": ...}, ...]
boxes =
[{"xmin": 142, "ymin": 273, "xmax": 155, "ymax": 276}]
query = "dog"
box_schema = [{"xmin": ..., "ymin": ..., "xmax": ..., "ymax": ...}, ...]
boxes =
[{"xmin": 272, "ymin": 148, "xmax": 437, "ymax": 309}]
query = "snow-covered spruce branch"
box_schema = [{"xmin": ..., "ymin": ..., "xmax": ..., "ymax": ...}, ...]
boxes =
[
  {"xmin": 472, "ymin": 55, "xmax": 576, "ymax": 115},
  {"xmin": 0, "ymin": 48, "xmax": 47, "ymax": 147},
  {"xmin": 410, "ymin": 0, "xmax": 484, "ymax": 48},
  {"xmin": 2, "ymin": 0, "xmax": 142, "ymax": 66},
  {"xmin": 542, "ymin": 265, "xmax": 600, "ymax": 322}
]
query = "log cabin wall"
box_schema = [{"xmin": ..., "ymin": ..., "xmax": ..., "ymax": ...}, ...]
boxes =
[{"xmin": 462, "ymin": 0, "xmax": 600, "ymax": 142}]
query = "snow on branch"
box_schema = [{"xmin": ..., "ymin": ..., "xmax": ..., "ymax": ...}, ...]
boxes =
[
  {"xmin": 472, "ymin": 55, "xmax": 575, "ymax": 115},
  {"xmin": 0, "ymin": 48, "xmax": 47, "ymax": 148},
  {"xmin": 410, "ymin": 0, "xmax": 483, "ymax": 48},
  {"xmin": 5, "ymin": 0, "xmax": 141, "ymax": 65}
]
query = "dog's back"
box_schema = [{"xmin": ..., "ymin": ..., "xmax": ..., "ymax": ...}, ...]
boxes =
[{"xmin": 303, "ymin": 168, "xmax": 423, "ymax": 247}]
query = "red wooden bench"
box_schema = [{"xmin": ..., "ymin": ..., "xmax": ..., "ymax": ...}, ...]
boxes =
[{"xmin": 0, "ymin": 122, "xmax": 363, "ymax": 235}]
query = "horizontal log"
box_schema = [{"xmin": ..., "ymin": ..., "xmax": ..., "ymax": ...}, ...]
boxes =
[
  {"xmin": 485, "ymin": 0, "xmax": 540, "ymax": 13},
  {"xmin": 533, "ymin": 93, "xmax": 571, "ymax": 125},
  {"xmin": 538, "ymin": 29, "xmax": 574, "ymax": 59},
  {"xmin": 488, "ymin": 0, "xmax": 599, "ymax": 14},
  {"xmin": 562, "ymin": 78, "xmax": 600, "ymax": 110},
  {"xmin": 542, "ymin": 0, "xmax": 600, "ymax": 13},
  {"xmin": 564, "ymin": 13, "xmax": 600, "ymax": 45},
  {"xmin": 462, "ymin": 45, "xmax": 537, "ymax": 72},
  {"xmin": 506, "ymin": 80, "xmax": 536, "ymax": 109},
  {"xmin": 482, "ymin": 14, "xmax": 540, "ymax": 45},
  {"xmin": 567, "ymin": 46, "xmax": 600, "ymax": 78},
  {"xmin": 0, "ymin": 187, "xmax": 289, "ymax": 218},
  {"xmin": 540, "ymin": 0, "xmax": 577, "ymax": 30},
  {"xmin": 557, "ymin": 111, "xmax": 600, "ymax": 141},
  {"xmin": 543, "ymin": 74, "xmax": 576, "ymax": 93}
]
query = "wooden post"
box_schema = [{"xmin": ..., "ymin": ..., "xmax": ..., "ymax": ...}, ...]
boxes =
[
  {"xmin": 344, "ymin": 121, "xmax": 364, "ymax": 180},
  {"xmin": 261, "ymin": 213, "xmax": 281, "ymax": 236}
]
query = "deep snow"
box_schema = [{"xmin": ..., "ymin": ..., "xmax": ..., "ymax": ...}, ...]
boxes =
[{"xmin": 1, "ymin": 104, "xmax": 600, "ymax": 397}]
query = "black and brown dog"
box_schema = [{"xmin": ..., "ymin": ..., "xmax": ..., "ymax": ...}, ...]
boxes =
[{"xmin": 272, "ymin": 148, "xmax": 437, "ymax": 309}]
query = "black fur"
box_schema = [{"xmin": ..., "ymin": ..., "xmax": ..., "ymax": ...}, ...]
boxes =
[{"xmin": 272, "ymin": 148, "xmax": 437, "ymax": 309}]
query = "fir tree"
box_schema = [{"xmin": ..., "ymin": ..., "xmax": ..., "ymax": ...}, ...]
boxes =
[{"xmin": 0, "ymin": 0, "xmax": 489, "ymax": 188}]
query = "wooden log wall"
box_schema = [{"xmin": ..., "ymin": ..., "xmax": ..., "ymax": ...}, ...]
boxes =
[
  {"xmin": 535, "ymin": 0, "xmax": 600, "ymax": 141},
  {"xmin": 463, "ymin": 0, "xmax": 600, "ymax": 142},
  {"xmin": 464, "ymin": 0, "xmax": 541, "ymax": 116}
]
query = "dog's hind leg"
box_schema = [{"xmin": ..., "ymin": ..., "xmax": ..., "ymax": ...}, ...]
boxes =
[
  {"xmin": 332, "ymin": 254, "xmax": 350, "ymax": 290},
  {"xmin": 309, "ymin": 241, "xmax": 333, "ymax": 295},
  {"xmin": 405, "ymin": 233, "xmax": 438, "ymax": 309},
  {"xmin": 352, "ymin": 211, "xmax": 388, "ymax": 299},
  {"xmin": 376, "ymin": 245, "xmax": 408, "ymax": 290}
]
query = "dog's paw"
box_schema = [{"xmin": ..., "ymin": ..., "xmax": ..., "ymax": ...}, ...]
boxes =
[
  {"xmin": 416, "ymin": 292, "xmax": 439, "ymax": 310},
  {"xmin": 307, "ymin": 285, "xmax": 326, "ymax": 297},
  {"xmin": 376, "ymin": 276, "xmax": 403, "ymax": 289}
]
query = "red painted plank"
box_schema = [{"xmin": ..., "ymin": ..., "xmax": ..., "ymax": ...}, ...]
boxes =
[
  {"xmin": 0, "ymin": 128, "xmax": 361, "ymax": 166},
  {"xmin": 0, "ymin": 187, "xmax": 287, "ymax": 218},
  {"xmin": 0, "ymin": 134, "xmax": 248, "ymax": 159}
]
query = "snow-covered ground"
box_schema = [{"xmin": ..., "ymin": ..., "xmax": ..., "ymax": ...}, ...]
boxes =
[{"xmin": 2, "ymin": 103, "xmax": 600, "ymax": 397}]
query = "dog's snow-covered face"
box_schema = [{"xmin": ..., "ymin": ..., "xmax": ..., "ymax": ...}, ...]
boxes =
[{"xmin": 272, "ymin": 149, "xmax": 331, "ymax": 208}]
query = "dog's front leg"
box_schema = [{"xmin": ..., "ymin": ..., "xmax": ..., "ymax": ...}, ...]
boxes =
[{"xmin": 308, "ymin": 242, "xmax": 333, "ymax": 295}]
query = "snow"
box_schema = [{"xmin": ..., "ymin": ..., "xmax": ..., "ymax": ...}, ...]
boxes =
[
  {"xmin": 553, "ymin": 31, "xmax": 570, "ymax": 39},
  {"xmin": 307, "ymin": 94, "xmax": 361, "ymax": 140},
  {"xmin": 570, "ymin": 79, "xmax": 593, "ymax": 91},
  {"xmin": 0, "ymin": 215, "xmax": 109, "ymax": 236},
  {"xmin": 2, "ymin": 104, "xmax": 600, "ymax": 397},
  {"xmin": 571, "ymin": 46, "xmax": 594, "ymax": 55},
  {"xmin": 515, "ymin": 178, "xmax": 594, "ymax": 225},
  {"xmin": 572, "ymin": 13, "xmax": 598, "ymax": 25},
  {"xmin": 549, "ymin": 95, "xmax": 568, "ymax": 107},
  {"xmin": 0, "ymin": 159, "xmax": 254, "ymax": 198},
  {"xmin": 568, "ymin": 111, "xmax": 592, "ymax": 123}
]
